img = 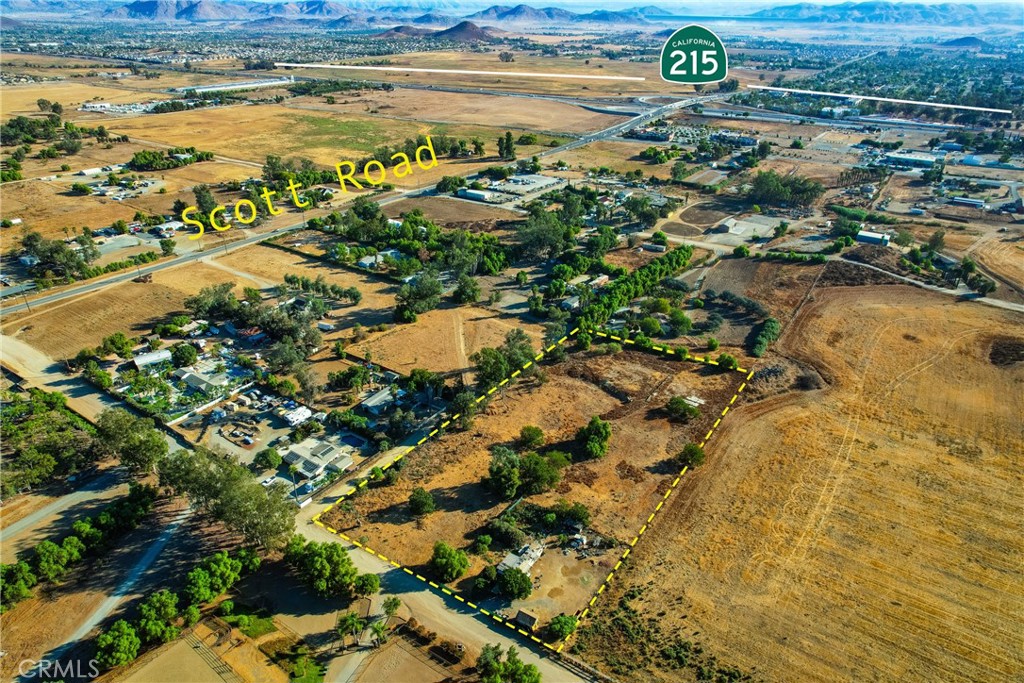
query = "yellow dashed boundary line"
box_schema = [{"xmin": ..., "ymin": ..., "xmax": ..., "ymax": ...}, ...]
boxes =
[{"xmin": 310, "ymin": 326, "xmax": 753, "ymax": 656}]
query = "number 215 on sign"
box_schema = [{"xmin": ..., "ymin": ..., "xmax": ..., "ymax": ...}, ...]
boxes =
[{"xmin": 669, "ymin": 50, "xmax": 719, "ymax": 77}]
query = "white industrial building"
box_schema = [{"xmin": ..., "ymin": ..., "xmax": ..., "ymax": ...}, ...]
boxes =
[
  {"xmin": 173, "ymin": 77, "xmax": 294, "ymax": 94},
  {"xmin": 883, "ymin": 152, "xmax": 937, "ymax": 168},
  {"xmin": 855, "ymin": 230, "xmax": 891, "ymax": 247}
]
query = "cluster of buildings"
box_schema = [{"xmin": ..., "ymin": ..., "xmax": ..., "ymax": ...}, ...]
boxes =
[
  {"xmin": 560, "ymin": 273, "xmax": 611, "ymax": 311},
  {"xmin": 79, "ymin": 99, "xmax": 198, "ymax": 114}
]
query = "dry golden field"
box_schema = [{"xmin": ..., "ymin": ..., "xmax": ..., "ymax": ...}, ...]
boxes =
[
  {"xmin": 283, "ymin": 52, "xmax": 817, "ymax": 97},
  {"xmin": 103, "ymin": 104, "xmax": 552, "ymax": 175},
  {"xmin": 0, "ymin": 81, "xmax": 171, "ymax": 118},
  {"xmin": 285, "ymin": 89, "xmax": 626, "ymax": 134},
  {"xmin": 576, "ymin": 284, "xmax": 1024, "ymax": 683},
  {"xmin": 0, "ymin": 262, "xmax": 263, "ymax": 359}
]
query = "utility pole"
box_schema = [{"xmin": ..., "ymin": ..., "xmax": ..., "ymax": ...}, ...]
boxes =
[{"xmin": 20, "ymin": 290, "xmax": 32, "ymax": 311}]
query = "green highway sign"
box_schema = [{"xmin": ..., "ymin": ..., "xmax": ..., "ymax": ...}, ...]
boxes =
[{"xmin": 660, "ymin": 25, "xmax": 728, "ymax": 85}]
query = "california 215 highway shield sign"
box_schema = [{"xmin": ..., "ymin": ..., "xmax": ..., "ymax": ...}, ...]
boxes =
[{"xmin": 660, "ymin": 25, "xmax": 729, "ymax": 85}]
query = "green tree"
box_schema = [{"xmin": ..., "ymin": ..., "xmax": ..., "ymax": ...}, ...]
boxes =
[
  {"xmin": 451, "ymin": 391, "xmax": 478, "ymax": 429},
  {"xmin": 183, "ymin": 604, "xmax": 201, "ymax": 626},
  {"xmin": 1, "ymin": 562, "xmax": 37, "ymax": 611},
  {"xmin": 518, "ymin": 425, "xmax": 544, "ymax": 450},
  {"xmin": 367, "ymin": 619, "xmax": 387, "ymax": 644},
  {"xmin": 395, "ymin": 271, "xmax": 443, "ymax": 323},
  {"xmin": 159, "ymin": 238, "xmax": 176, "ymax": 256},
  {"xmin": 409, "ymin": 487, "xmax": 436, "ymax": 516},
  {"xmin": 62, "ymin": 535, "xmax": 86, "ymax": 564},
  {"xmin": 171, "ymin": 343, "xmax": 198, "ymax": 368},
  {"xmin": 707, "ymin": 337, "xmax": 720, "ymax": 351},
  {"xmin": 472, "ymin": 347, "xmax": 511, "ymax": 390},
  {"xmin": 453, "ymin": 274, "xmax": 481, "ymax": 304},
  {"xmin": 193, "ymin": 184, "xmax": 217, "ymax": 217},
  {"xmin": 96, "ymin": 408, "xmax": 167, "ymax": 475},
  {"xmin": 96, "ymin": 620, "xmax": 141, "ymax": 670},
  {"xmin": 487, "ymin": 447, "xmax": 521, "ymax": 499},
  {"xmin": 430, "ymin": 541, "xmax": 469, "ymax": 583},
  {"xmin": 496, "ymin": 567, "xmax": 532, "ymax": 600},
  {"xmin": 382, "ymin": 596, "xmax": 402, "ymax": 617},
  {"xmin": 353, "ymin": 573, "xmax": 381, "ymax": 596},
  {"xmin": 576, "ymin": 415, "xmax": 612, "ymax": 460},
  {"xmin": 665, "ymin": 396, "xmax": 700, "ymax": 422},
  {"xmin": 519, "ymin": 453, "xmax": 561, "ymax": 495},
  {"xmin": 547, "ymin": 614, "xmax": 578, "ymax": 640},
  {"xmin": 717, "ymin": 353, "xmax": 739, "ymax": 370},
  {"xmin": 337, "ymin": 610, "xmax": 365, "ymax": 642},
  {"xmin": 254, "ymin": 447, "xmax": 282, "ymax": 471},
  {"xmin": 34, "ymin": 540, "xmax": 69, "ymax": 583},
  {"xmin": 137, "ymin": 589, "xmax": 180, "ymax": 644},
  {"xmin": 733, "ymin": 245, "xmax": 750, "ymax": 258},
  {"xmin": 678, "ymin": 443, "xmax": 705, "ymax": 468},
  {"xmin": 473, "ymin": 534, "xmax": 492, "ymax": 554},
  {"xmin": 667, "ymin": 309, "xmax": 692, "ymax": 336},
  {"xmin": 286, "ymin": 539, "xmax": 358, "ymax": 597}
]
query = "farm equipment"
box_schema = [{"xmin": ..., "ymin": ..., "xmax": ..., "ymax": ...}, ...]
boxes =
[{"xmin": 133, "ymin": 273, "xmax": 153, "ymax": 283}]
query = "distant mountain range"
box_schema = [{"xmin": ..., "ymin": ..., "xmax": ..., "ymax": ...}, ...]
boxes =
[
  {"xmin": 411, "ymin": 11, "xmax": 460, "ymax": 26},
  {"xmin": 750, "ymin": 2, "xmax": 1015, "ymax": 25},
  {"xmin": 96, "ymin": 0, "xmax": 674, "ymax": 24},
  {"xmin": 1, "ymin": 0, "xmax": 1019, "ymax": 28}
]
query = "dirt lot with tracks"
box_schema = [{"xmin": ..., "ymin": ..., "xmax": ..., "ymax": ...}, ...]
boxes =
[
  {"xmin": 574, "ymin": 285, "xmax": 1024, "ymax": 683},
  {"xmin": 0, "ymin": 262, "xmax": 263, "ymax": 360},
  {"xmin": 348, "ymin": 307, "xmax": 545, "ymax": 382}
]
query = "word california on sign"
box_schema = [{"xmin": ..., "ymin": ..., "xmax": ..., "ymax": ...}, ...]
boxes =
[
  {"xmin": 182, "ymin": 136, "xmax": 439, "ymax": 238},
  {"xmin": 659, "ymin": 25, "xmax": 728, "ymax": 85}
]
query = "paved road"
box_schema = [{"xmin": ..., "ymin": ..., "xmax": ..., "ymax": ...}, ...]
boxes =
[
  {"xmin": 24, "ymin": 508, "xmax": 193, "ymax": 682},
  {"xmin": 1, "ymin": 470, "xmax": 123, "ymax": 542},
  {"xmin": 840, "ymin": 257, "xmax": 1024, "ymax": 314}
]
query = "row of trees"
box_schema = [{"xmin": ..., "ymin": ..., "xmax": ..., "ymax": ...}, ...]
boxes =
[
  {"xmin": 20, "ymin": 228, "xmax": 160, "ymax": 286},
  {"xmin": 284, "ymin": 536, "xmax": 383, "ymax": 598},
  {"xmin": 159, "ymin": 446, "xmax": 296, "ymax": 548},
  {"xmin": 282, "ymin": 273, "xmax": 362, "ymax": 304},
  {"xmin": 497, "ymin": 131, "xmax": 517, "ymax": 160},
  {"xmin": 128, "ymin": 147, "xmax": 213, "ymax": 171},
  {"xmin": 94, "ymin": 550, "xmax": 259, "ymax": 670},
  {"xmin": 748, "ymin": 170, "xmax": 825, "ymax": 208},
  {"xmin": 578, "ymin": 245, "xmax": 695, "ymax": 330},
  {"xmin": 1, "ymin": 484, "xmax": 158, "ymax": 613},
  {"xmin": 471, "ymin": 329, "xmax": 537, "ymax": 390}
]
